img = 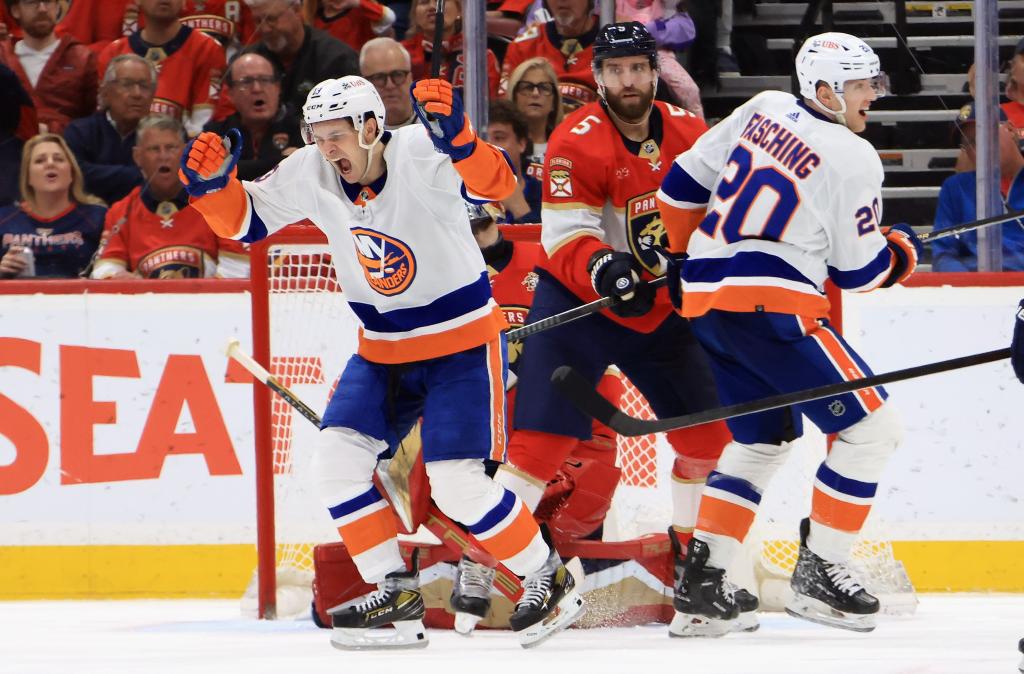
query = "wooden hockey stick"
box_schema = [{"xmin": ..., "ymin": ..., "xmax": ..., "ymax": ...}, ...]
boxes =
[
  {"xmin": 507, "ymin": 276, "xmax": 668, "ymax": 342},
  {"xmin": 552, "ymin": 347, "xmax": 1012, "ymax": 437},
  {"xmin": 918, "ymin": 209, "xmax": 1024, "ymax": 242},
  {"xmin": 224, "ymin": 338, "xmax": 524, "ymax": 600}
]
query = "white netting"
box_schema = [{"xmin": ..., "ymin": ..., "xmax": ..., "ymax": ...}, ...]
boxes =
[{"xmin": 253, "ymin": 230, "xmax": 914, "ymax": 618}]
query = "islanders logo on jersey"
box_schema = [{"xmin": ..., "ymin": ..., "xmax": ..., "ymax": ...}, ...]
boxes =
[
  {"xmin": 626, "ymin": 191, "xmax": 667, "ymax": 275},
  {"xmin": 351, "ymin": 227, "xmax": 416, "ymax": 296}
]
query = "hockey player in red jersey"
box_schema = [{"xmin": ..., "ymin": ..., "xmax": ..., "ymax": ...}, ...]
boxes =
[
  {"xmin": 498, "ymin": 0, "xmax": 600, "ymax": 110},
  {"xmin": 493, "ymin": 21, "xmax": 756, "ymax": 637}
]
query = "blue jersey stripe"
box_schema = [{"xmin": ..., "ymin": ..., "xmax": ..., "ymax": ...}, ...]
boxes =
[
  {"xmin": 239, "ymin": 195, "xmax": 269, "ymax": 244},
  {"xmin": 327, "ymin": 484, "xmax": 385, "ymax": 520},
  {"xmin": 349, "ymin": 271, "xmax": 492, "ymax": 334},
  {"xmin": 661, "ymin": 162, "xmax": 712, "ymax": 205},
  {"xmin": 467, "ymin": 488, "xmax": 517, "ymax": 535},
  {"xmin": 815, "ymin": 463, "xmax": 878, "ymax": 499},
  {"xmin": 683, "ymin": 251, "xmax": 817, "ymax": 287},
  {"xmin": 706, "ymin": 470, "xmax": 763, "ymax": 505},
  {"xmin": 827, "ymin": 247, "xmax": 891, "ymax": 290}
]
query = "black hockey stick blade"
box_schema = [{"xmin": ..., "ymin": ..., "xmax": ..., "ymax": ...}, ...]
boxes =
[{"xmin": 553, "ymin": 347, "xmax": 1012, "ymax": 437}]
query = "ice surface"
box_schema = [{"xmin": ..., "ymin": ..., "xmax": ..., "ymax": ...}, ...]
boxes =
[{"xmin": 3, "ymin": 594, "xmax": 1020, "ymax": 674}]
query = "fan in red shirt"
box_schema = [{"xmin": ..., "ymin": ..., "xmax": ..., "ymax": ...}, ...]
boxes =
[
  {"xmin": 1, "ymin": 0, "xmax": 132, "ymax": 53},
  {"xmin": 304, "ymin": 0, "xmax": 394, "ymax": 52},
  {"xmin": 401, "ymin": 0, "xmax": 499, "ymax": 98}
]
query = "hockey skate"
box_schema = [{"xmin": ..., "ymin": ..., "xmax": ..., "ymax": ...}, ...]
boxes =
[
  {"xmin": 508, "ymin": 550, "xmax": 585, "ymax": 648},
  {"xmin": 329, "ymin": 558, "xmax": 428, "ymax": 650},
  {"xmin": 450, "ymin": 555, "xmax": 496, "ymax": 636},
  {"xmin": 669, "ymin": 530, "xmax": 758, "ymax": 635},
  {"xmin": 1018, "ymin": 637, "xmax": 1024, "ymax": 672},
  {"xmin": 785, "ymin": 518, "xmax": 879, "ymax": 632},
  {"xmin": 669, "ymin": 537, "xmax": 739, "ymax": 638}
]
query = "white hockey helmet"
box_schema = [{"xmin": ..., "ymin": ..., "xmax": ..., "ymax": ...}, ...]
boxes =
[
  {"xmin": 302, "ymin": 76, "xmax": 386, "ymax": 150},
  {"xmin": 795, "ymin": 32, "xmax": 888, "ymax": 100}
]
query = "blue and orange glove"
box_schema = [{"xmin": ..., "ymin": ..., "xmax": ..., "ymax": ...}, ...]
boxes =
[
  {"xmin": 411, "ymin": 78, "xmax": 476, "ymax": 161},
  {"xmin": 1012, "ymin": 299, "xmax": 1024, "ymax": 385},
  {"xmin": 881, "ymin": 223, "xmax": 923, "ymax": 287},
  {"xmin": 179, "ymin": 128, "xmax": 242, "ymax": 198}
]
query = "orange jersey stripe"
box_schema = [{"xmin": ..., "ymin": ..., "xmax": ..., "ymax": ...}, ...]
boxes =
[
  {"xmin": 809, "ymin": 327, "xmax": 884, "ymax": 413},
  {"xmin": 681, "ymin": 285, "xmax": 831, "ymax": 319},
  {"xmin": 487, "ymin": 339, "xmax": 507, "ymax": 462},
  {"xmin": 811, "ymin": 489, "xmax": 872, "ymax": 533},
  {"xmin": 357, "ymin": 306, "xmax": 507, "ymax": 364},
  {"xmin": 453, "ymin": 140, "xmax": 517, "ymax": 201},
  {"xmin": 695, "ymin": 495, "xmax": 757, "ymax": 541},
  {"xmin": 186, "ymin": 176, "xmax": 247, "ymax": 238},
  {"xmin": 657, "ymin": 199, "xmax": 706, "ymax": 254},
  {"xmin": 477, "ymin": 502, "xmax": 540, "ymax": 561},
  {"xmin": 337, "ymin": 506, "xmax": 398, "ymax": 556}
]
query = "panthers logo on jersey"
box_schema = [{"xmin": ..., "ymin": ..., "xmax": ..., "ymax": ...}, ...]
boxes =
[
  {"xmin": 626, "ymin": 191, "xmax": 667, "ymax": 275},
  {"xmin": 351, "ymin": 227, "xmax": 417, "ymax": 296}
]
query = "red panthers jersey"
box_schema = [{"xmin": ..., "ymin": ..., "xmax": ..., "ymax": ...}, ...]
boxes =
[
  {"xmin": 122, "ymin": 0, "xmax": 256, "ymax": 49},
  {"xmin": 1, "ymin": 0, "xmax": 131, "ymax": 52},
  {"xmin": 97, "ymin": 25, "xmax": 225, "ymax": 131},
  {"xmin": 540, "ymin": 100, "xmax": 708, "ymax": 333},
  {"xmin": 499, "ymin": 20, "xmax": 599, "ymax": 111},
  {"xmin": 402, "ymin": 33, "xmax": 500, "ymax": 99},
  {"xmin": 314, "ymin": 0, "xmax": 388, "ymax": 52},
  {"xmin": 489, "ymin": 238, "xmax": 542, "ymax": 374},
  {"xmin": 98, "ymin": 187, "xmax": 219, "ymax": 278}
]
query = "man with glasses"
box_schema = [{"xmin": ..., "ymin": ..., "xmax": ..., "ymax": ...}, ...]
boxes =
[
  {"xmin": 0, "ymin": 0, "xmax": 97, "ymax": 134},
  {"xmin": 204, "ymin": 52, "xmax": 301, "ymax": 181},
  {"xmin": 64, "ymin": 54, "xmax": 156, "ymax": 204},
  {"xmin": 97, "ymin": 0, "xmax": 226, "ymax": 137},
  {"xmin": 359, "ymin": 37, "xmax": 416, "ymax": 130}
]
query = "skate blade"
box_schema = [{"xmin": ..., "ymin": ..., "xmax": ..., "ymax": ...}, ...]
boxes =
[
  {"xmin": 454, "ymin": 611, "xmax": 483, "ymax": 637},
  {"xmin": 517, "ymin": 589, "xmax": 585, "ymax": 649},
  {"xmin": 785, "ymin": 595, "xmax": 876, "ymax": 633},
  {"xmin": 733, "ymin": 611, "xmax": 760, "ymax": 633},
  {"xmin": 668, "ymin": 611, "xmax": 734, "ymax": 638},
  {"xmin": 330, "ymin": 620, "xmax": 429, "ymax": 650}
]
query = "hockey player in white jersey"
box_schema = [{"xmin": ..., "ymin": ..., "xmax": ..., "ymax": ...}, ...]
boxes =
[
  {"xmin": 655, "ymin": 33, "xmax": 923, "ymax": 634},
  {"xmin": 178, "ymin": 75, "xmax": 584, "ymax": 649}
]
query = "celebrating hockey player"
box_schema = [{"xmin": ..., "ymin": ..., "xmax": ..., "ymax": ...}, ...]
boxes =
[
  {"xmin": 178, "ymin": 75, "xmax": 584, "ymax": 649},
  {"xmin": 656, "ymin": 32, "xmax": 923, "ymax": 634},
  {"xmin": 491, "ymin": 21, "xmax": 751, "ymax": 637}
]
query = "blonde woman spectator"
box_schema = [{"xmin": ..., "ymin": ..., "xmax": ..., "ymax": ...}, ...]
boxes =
[
  {"xmin": 506, "ymin": 56, "xmax": 564, "ymax": 181},
  {"xmin": 0, "ymin": 133, "xmax": 105, "ymax": 278}
]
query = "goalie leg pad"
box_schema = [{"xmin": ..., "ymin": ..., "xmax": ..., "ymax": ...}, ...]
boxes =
[
  {"xmin": 809, "ymin": 403, "xmax": 902, "ymax": 562},
  {"xmin": 426, "ymin": 458, "xmax": 548, "ymax": 576},
  {"xmin": 505, "ymin": 429, "xmax": 579, "ymax": 485},
  {"xmin": 313, "ymin": 427, "xmax": 403, "ymax": 583}
]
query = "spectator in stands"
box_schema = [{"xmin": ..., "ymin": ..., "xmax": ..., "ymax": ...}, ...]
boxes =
[
  {"xmin": 360, "ymin": 37, "xmax": 417, "ymax": 129},
  {"xmin": 499, "ymin": 0, "xmax": 600, "ymax": 110},
  {"xmin": 90, "ymin": 116, "xmax": 220, "ymax": 279},
  {"xmin": 932, "ymin": 102, "xmax": 1024, "ymax": 272},
  {"xmin": 0, "ymin": 0, "xmax": 131, "ymax": 53},
  {"xmin": 240, "ymin": 0, "xmax": 358, "ymax": 128},
  {"xmin": 487, "ymin": 0, "xmax": 532, "ymax": 40},
  {"xmin": 204, "ymin": 53, "xmax": 302, "ymax": 181},
  {"xmin": 97, "ymin": 0, "xmax": 226, "ymax": 137},
  {"xmin": 506, "ymin": 56, "xmax": 563, "ymax": 181},
  {"xmin": 0, "ymin": 0, "xmax": 98, "ymax": 134},
  {"xmin": 304, "ymin": 0, "xmax": 395, "ymax": 52},
  {"xmin": 487, "ymin": 100, "xmax": 542, "ymax": 224},
  {"xmin": 1003, "ymin": 42, "xmax": 1024, "ymax": 135},
  {"xmin": 0, "ymin": 62, "xmax": 36, "ymax": 206},
  {"xmin": 402, "ymin": 0, "xmax": 500, "ymax": 97},
  {"xmin": 64, "ymin": 54, "xmax": 155, "ymax": 205},
  {"xmin": 0, "ymin": 133, "xmax": 105, "ymax": 278}
]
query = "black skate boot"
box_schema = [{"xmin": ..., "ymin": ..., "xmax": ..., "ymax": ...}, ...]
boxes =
[
  {"xmin": 329, "ymin": 556, "xmax": 427, "ymax": 650},
  {"xmin": 450, "ymin": 555, "xmax": 496, "ymax": 636},
  {"xmin": 1018, "ymin": 637, "xmax": 1024, "ymax": 672},
  {"xmin": 669, "ymin": 536, "xmax": 739, "ymax": 638},
  {"xmin": 669, "ymin": 528, "xmax": 759, "ymax": 634},
  {"xmin": 509, "ymin": 549, "xmax": 585, "ymax": 648},
  {"xmin": 785, "ymin": 518, "xmax": 880, "ymax": 632}
]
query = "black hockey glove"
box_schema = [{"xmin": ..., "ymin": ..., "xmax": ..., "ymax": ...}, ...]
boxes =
[
  {"xmin": 587, "ymin": 250, "xmax": 655, "ymax": 318},
  {"xmin": 653, "ymin": 247, "xmax": 685, "ymax": 311},
  {"xmin": 1012, "ymin": 299, "xmax": 1024, "ymax": 385}
]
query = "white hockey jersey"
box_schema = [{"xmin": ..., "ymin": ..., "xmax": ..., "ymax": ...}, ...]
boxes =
[
  {"xmin": 658, "ymin": 90, "xmax": 893, "ymax": 319},
  {"xmin": 235, "ymin": 126, "xmax": 506, "ymax": 364}
]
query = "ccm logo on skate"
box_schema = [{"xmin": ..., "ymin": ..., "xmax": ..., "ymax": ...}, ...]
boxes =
[{"xmin": 351, "ymin": 228, "xmax": 417, "ymax": 296}]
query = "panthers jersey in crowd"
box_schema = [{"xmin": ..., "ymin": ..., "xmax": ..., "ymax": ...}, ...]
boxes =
[
  {"xmin": 658, "ymin": 90, "xmax": 892, "ymax": 320},
  {"xmin": 314, "ymin": 0, "xmax": 392, "ymax": 52},
  {"xmin": 0, "ymin": 203, "xmax": 105, "ymax": 277},
  {"xmin": 122, "ymin": 0, "xmax": 256, "ymax": 49},
  {"xmin": 540, "ymin": 99, "xmax": 708, "ymax": 333},
  {"xmin": 93, "ymin": 187, "xmax": 219, "ymax": 279},
  {"xmin": 0, "ymin": 0, "xmax": 130, "ymax": 52},
  {"xmin": 499, "ymin": 20, "xmax": 599, "ymax": 110},
  {"xmin": 403, "ymin": 34, "xmax": 500, "ymax": 99},
  {"xmin": 97, "ymin": 25, "xmax": 225, "ymax": 135}
]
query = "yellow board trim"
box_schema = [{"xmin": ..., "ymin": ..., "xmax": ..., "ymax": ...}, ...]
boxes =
[{"xmin": 1, "ymin": 541, "xmax": 1022, "ymax": 598}]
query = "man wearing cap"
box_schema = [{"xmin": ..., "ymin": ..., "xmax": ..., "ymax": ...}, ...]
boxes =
[{"xmin": 931, "ymin": 101, "xmax": 1024, "ymax": 271}]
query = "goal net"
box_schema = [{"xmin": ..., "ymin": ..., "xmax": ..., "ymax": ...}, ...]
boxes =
[{"xmin": 247, "ymin": 225, "xmax": 916, "ymax": 620}]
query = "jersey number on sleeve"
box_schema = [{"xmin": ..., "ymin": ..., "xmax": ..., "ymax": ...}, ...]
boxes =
[{"xmin": 698, "ymin": 144, "xmax": 800, "ymax": 243}]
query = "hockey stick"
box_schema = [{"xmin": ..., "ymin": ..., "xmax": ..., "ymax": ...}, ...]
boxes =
[
  {"xmin": 507, "ymin": 276, "xmax": 668, "ymax": 343},
  {"xmin": 224, "ymin": 338, "xmax": 524, "ymax": 600},
  {"xmin": 429, "ymin": 0, "xmax": 445, "ymax": 77},
  {"xmin": 552, "ymin": 347, "xmax": 1012, "ymax": 437},
  {"xmin": 918, "ymin": 209, "xmax": 1024, "ymax": 242}
]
